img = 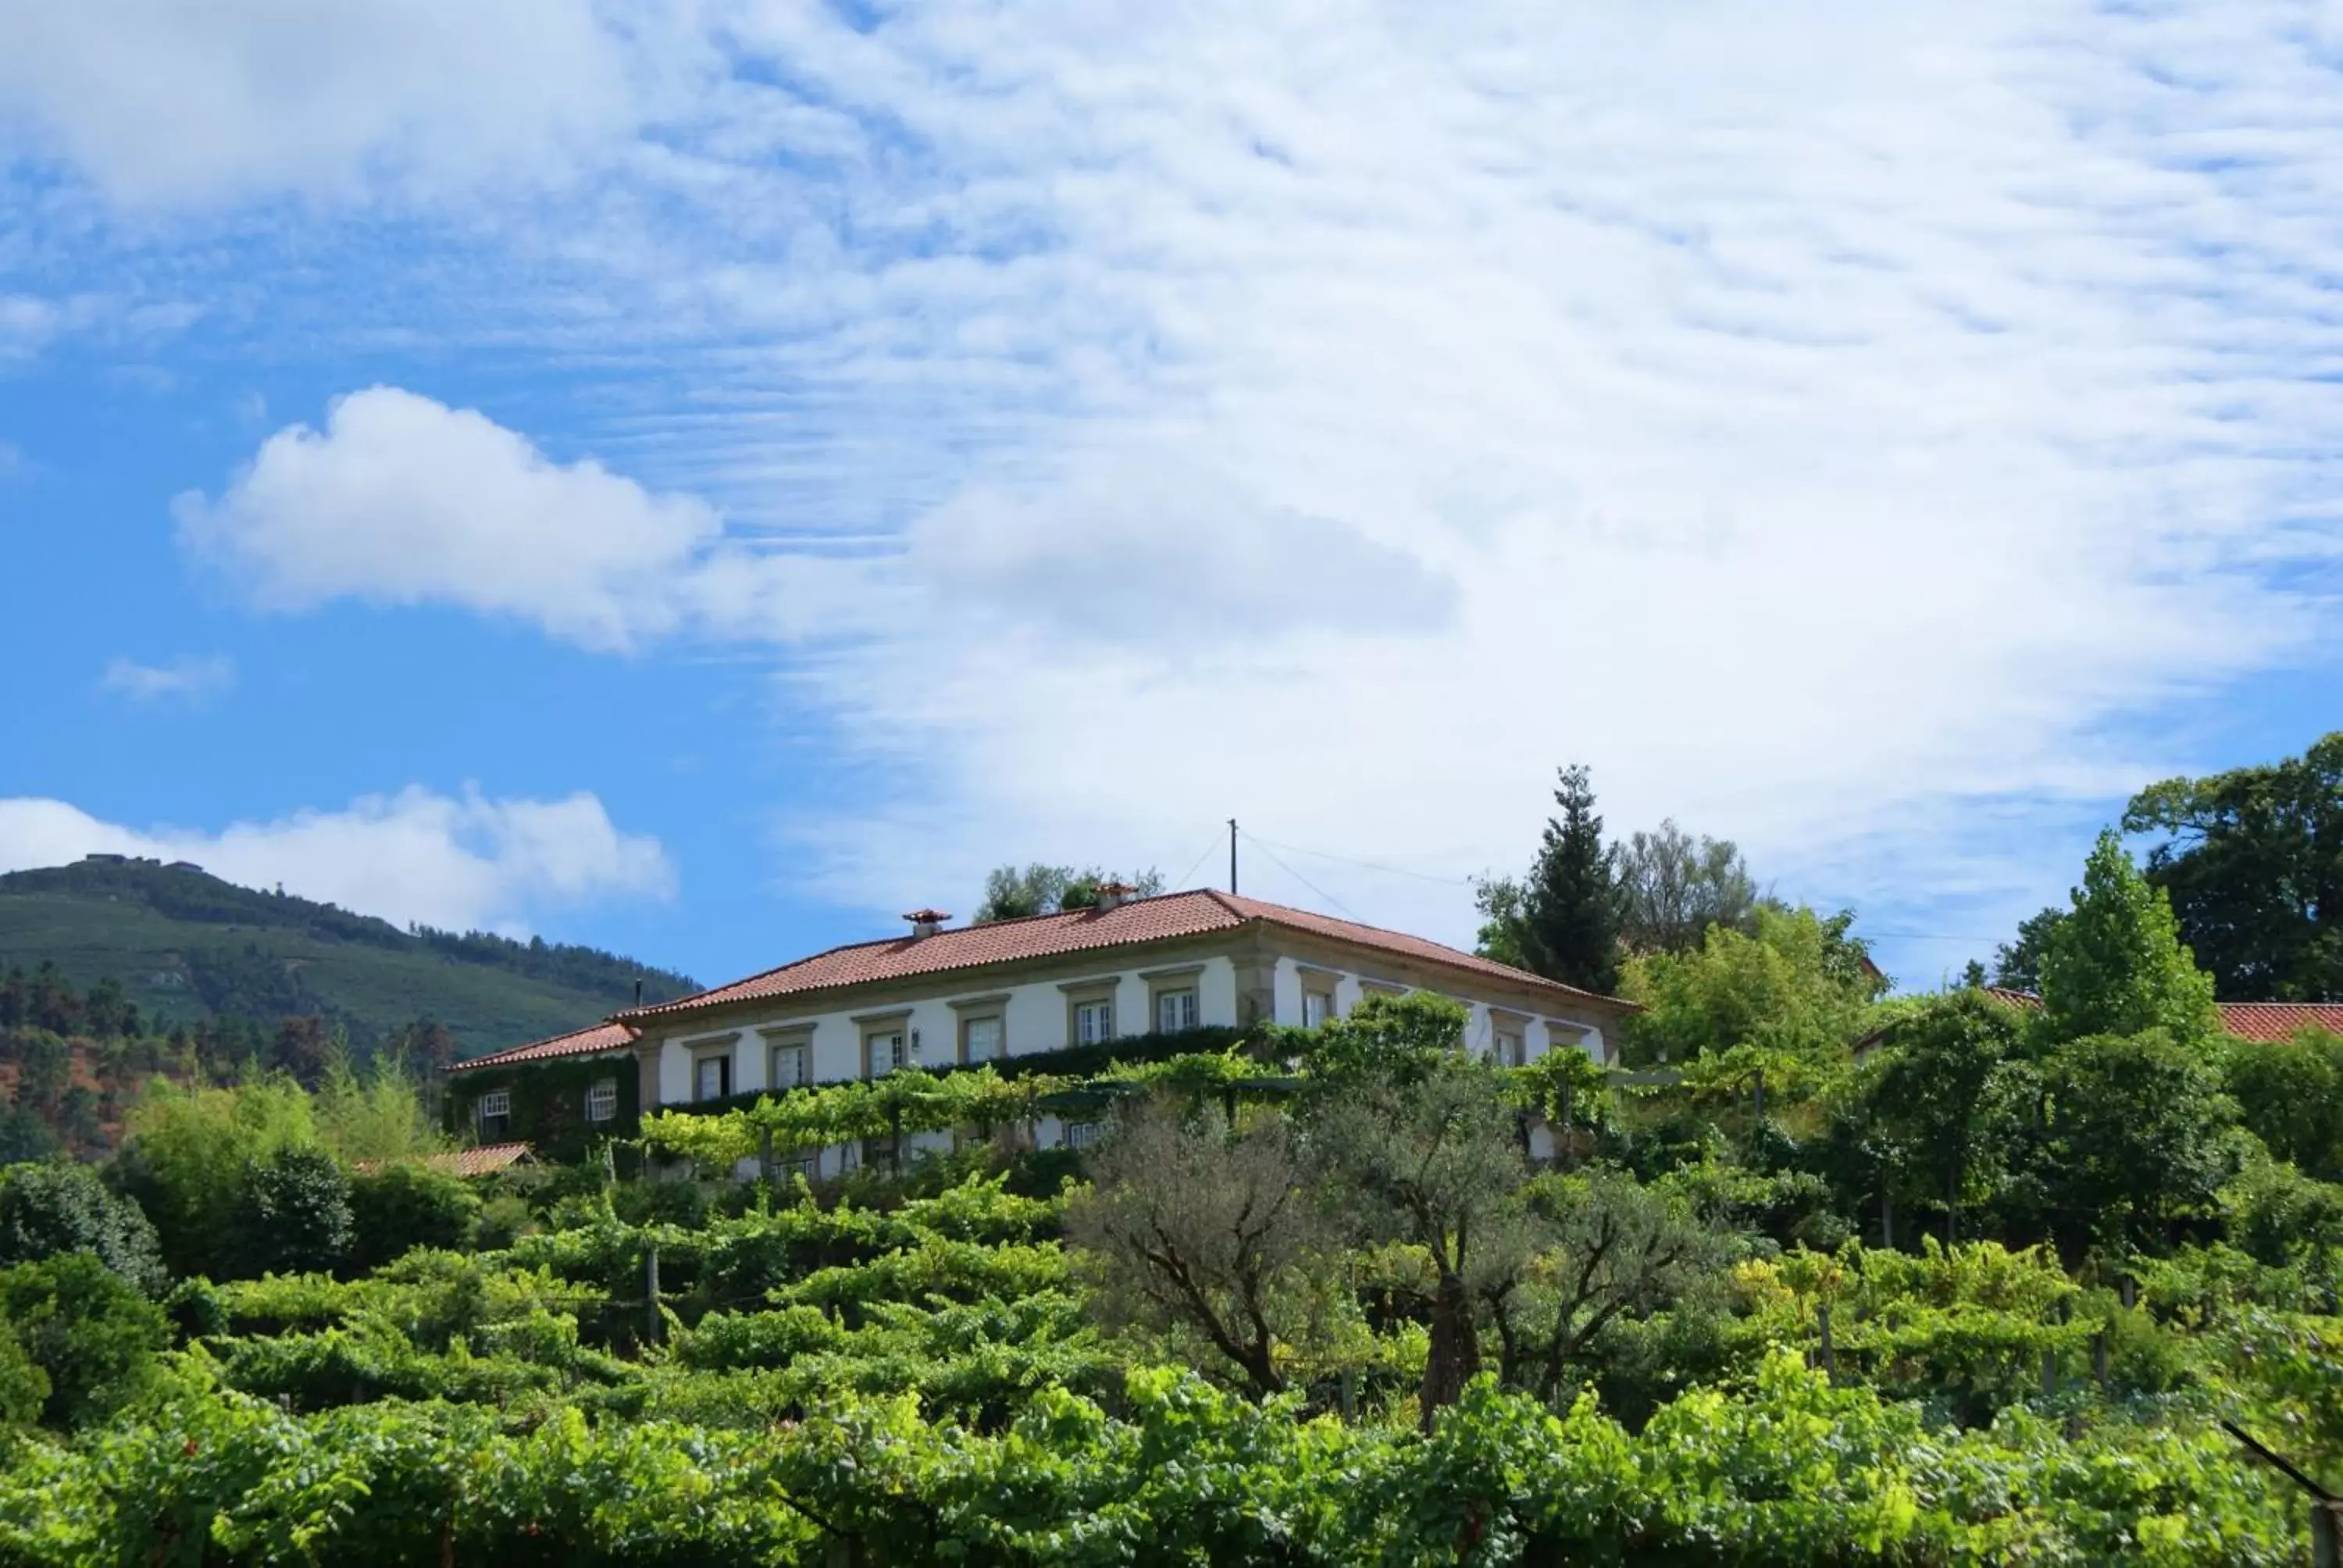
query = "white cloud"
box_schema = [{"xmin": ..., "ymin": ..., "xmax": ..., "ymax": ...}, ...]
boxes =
[
  {"xmin": 175, "ymin": 387, "xmax": 750, "ymax": 653},
  {"xmin": 0, "ymin": 787, "xmax": 674, "ymax": 933},
  {"xmin": 0, "ymin": 0, "xmax": 663, "ymax": 207},
  {"xmin": 100, "ymin": 654, "xmax": 235, "ymax": 704},
  {"xmin": 898, "ymin": 456, "xmax": 1456, "ymax": 645}
]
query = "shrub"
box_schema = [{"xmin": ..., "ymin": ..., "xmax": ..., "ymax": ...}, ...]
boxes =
[
  {"xmin": 2227, "ymin": 1032, "xmax": 2343, "ymax": 1181},
  {"xmin": 473, "ymin": 1193, "xmax": 534, "ymax": 1253},
  {"xmin": 0, "ymin": 1162, "xmax": 166, "ymax": 1295},
  {"xmin": 345, "ymin": 1164, "xmax": 480, "ymax": 1274},
  {"xmin": 233, "ymin": 1147, "xmax": 353, "ymax": 1278},
  {"xmin": 0, "ymin": 1253, "xmax": 168, "ymax": 1429},
  {"xmin": 113, "ymin": 1078, "xmax": 316, "ymax": 1277},
  {"xmin": 612, "ymin": 1177, "xmax": 707, "ymax": 1230}
]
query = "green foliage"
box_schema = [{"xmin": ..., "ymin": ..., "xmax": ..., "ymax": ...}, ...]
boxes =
[
  {"xmin": 2124, "ymin": 729, "xmax": 2343, "ymax": 1002},
  {"xmin": 2027, "ymin": 1030, "xmax": 2241, "ymax": 1253},
  {"xmin": 0, "ymin": 1354, "xmax": 2298, "ymax": 1566},
  {"xmin": 1622, "ymin": 904, "xmax": 1880, "ymax": 1066},
  {"xmin": 114, "ymin": 1078, "xmax": 319, "ymax": 1277},
  {"xmin": 234, "ymin": 1146, "xmax": 355, "ymax": 1278},
  {"xmin": 1991, "ymin": 905, "xmax": 2066, "ymax": 992},
  {"xmin": 344, "ymin": 1164, "xmax": 481, "ymax": 1274},
  {"xmin": 0, "ymin": 1253, "xmax": 168, "ymax": 1430},
  {"xmin": 1065, "ymin": 1099, "xmax": 1323, "ymax": 1395},
  {"xmin": 1470, "ymin": 875, "xmax": 1529, "ymax": 968},
  {"xmin": 1301, "ymin": 990, "xmax": 1467, "ymax": 1085},
  {"xmin": 1863, "ymin": 990, "xmax": 2029, "ymax": 1240},
  {"xmin": 443, "ymin": 1052, "xmax": 638, "ymax": 1164},
  {"xmin": 1304, "ymin": 1042, "xmax": 1528, "ymax": 1422},
  {"xmin": 2037, "ymin": 829, "xmax": 2222, "ymax": 1046},
  {"xmin": 1614, "ymin": 818, "xmax": 1762, "ymax": 955},
  {"xmin": 313, "ymin": 1056, "xmax": 444, "ymax": 1167},
  {"xmin": 973, "ymin": 864, "xmax": 1165, "ymax": 922},
  {"xmin": 0, "ymin": 1160, "xmax": 166, "ymax": 1295},
  {"xmin": 2227, "ymin": 1028, "xmax": 2343, "ymax": 1179},
  {"xmin": 1519, "ymin": 763, "xmax": 1623, "ymax": 992}
]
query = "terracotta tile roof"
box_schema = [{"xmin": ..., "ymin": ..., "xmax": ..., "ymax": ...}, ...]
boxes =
[
  {"xmin": 2218, "ymin": 1002, "xmax": 2343, "ymax": 1042},
  {"xmin": 433, "ymin": 1142, "xmax": 538, "ymax": 1178},
  {"xmin": 618, "ymin": 889, "xmax": 1631, "ymax": 1026},
  {"xmin": 448, "ymin": 1020, "xmax": 638, "ymax": 1074},
  {"xmin": 351, "ymin": 1142, "xmax": 538, "ymax": 1178},
  {"xmin": 1967, "ymin": 989, "xmax": 2343, "ymax": 1042}
]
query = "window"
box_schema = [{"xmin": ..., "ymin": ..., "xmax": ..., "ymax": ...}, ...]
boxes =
[
  {"xmin": 476, "ymin": 1089, "xmax": 511, "ymax": 1139},
  {"xmin": 770, "ymin": 1041, "xmax": 808, "ymax": 1090},
  {"xmin": 1493, "ymin": 1029, "xmax": 1525, "ymax": 1068},
  {"xmin": 1061, "ymin": 980, "xmax": 1120, "ymax": 1048},
  {"xmin": 1302, "ymin": 989, "xmax": 1335, "ymax": 1028},
  {"xmin": 866, "ymin": 1028, "xmax": 907, "ymax": 1078},
  {"xmin": 694, "ymin": 1053, "xmax": 731, "ymax": 1102},
  {"xmin": 1155, "ymin": 988, "xmax": 1199, "ymax": 1033},
  {"xmin": 962, "ymin": 1014, "xmax": 1004, "ymax": 1064},
  {"xmin": 1065, "ymin": 1120, "xmax": 1104, "ymax": 1149},
  {"xmin": 584, "ymin": 1078, "xmax": 618, "ymax": 1122}
]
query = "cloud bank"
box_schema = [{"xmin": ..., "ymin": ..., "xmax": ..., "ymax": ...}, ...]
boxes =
[
  {"xmin": 0, "ymin": 788, "xmax": 675, "ymax": 934},
  {"xmin": 0, "ymin": 0, "xmax": 659, "ymax": 206},
  {"xmin": 19, "ymin": 2, "xmax": 2343, "ymax": 971}
]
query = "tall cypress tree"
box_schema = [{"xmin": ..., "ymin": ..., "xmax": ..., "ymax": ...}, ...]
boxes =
[{"xmin": 1521, "ymin": 764, "xmax": 1621, "ymax": 994}]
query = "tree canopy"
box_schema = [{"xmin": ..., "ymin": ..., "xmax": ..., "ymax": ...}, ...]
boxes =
[
  {"xmin": 1614, "ymin": 821, "xmax": 1763, "ymax": 955},
  {"xmin": 2035, "ymin": 830, "xmax": 2220, "ymax": 1046},
  {"xmin": 1518, "ymin": 764, "xmax": 1622, "ymax": 994},
  {"xmin": 2123, "ymin": 729, "xmax": 2343, "ymax": 1001},
  {"xmin": 973, "ymin": 864, "xmax": 1167, "ymax": 922}
]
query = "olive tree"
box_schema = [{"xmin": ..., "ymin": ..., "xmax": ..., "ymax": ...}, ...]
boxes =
[
  {"xmin": 1475, "ymin": 1169, "xmax": 1725, "ymax": 1406},
  {"xmin": 1065, "ymin": 1098, "xmax": 1321, "ymax": 1398},
  {"xmin": 1302, "ymin": 995, "xmax": 1528, "ymax": 1427}
]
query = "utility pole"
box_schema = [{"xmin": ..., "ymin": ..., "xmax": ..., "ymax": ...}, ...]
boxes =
[{"xmin": 1229, "ymin": 819, "xmax": 1238, "ymax": 895}]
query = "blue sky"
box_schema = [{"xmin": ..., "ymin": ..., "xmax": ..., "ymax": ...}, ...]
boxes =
[{"xmin": 3, "ymin": 1, "xmax": 2341, "ymax": 997}]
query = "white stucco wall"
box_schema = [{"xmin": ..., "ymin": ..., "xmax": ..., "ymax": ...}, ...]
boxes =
[
  {"xmin": 1262, "ymin": 955, "xmax": 1607, "ymax": 1065},
  {"xmin": 647, "ymin": 954, "xmax": 1244, "ymax": 1107}
]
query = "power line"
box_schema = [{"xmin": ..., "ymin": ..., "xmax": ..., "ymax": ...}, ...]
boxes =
[
  {"xmin": 1237, "ymin": 830, "xmax": 1360, "ymax": 918},
  {"xmin": 1170, "ymin": 828, "xmax": 1229, "ymax": 893},
  {"xmin": 1239, "ymin": 832, "xmax": 1476, "ymax": 887}
]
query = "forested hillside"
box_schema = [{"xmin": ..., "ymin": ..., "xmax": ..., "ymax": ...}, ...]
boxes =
[{"xmin": 0, "ymin": 857, "xmax": 695, "ymax": 1059}]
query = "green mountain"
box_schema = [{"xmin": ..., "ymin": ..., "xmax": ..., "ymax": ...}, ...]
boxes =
[{"xmin": 0, "ymin": 857, "xmax": 697, "ymax": 1060}]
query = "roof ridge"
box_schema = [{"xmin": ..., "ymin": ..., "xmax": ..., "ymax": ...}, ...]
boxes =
[
  {"xmin": 618, "ymin": 889, "xmax": 1239, "ymax": 1019},
  {"xmin": 1217, "ymin": 888, "xmax": 1615, "ymax": 1002}
]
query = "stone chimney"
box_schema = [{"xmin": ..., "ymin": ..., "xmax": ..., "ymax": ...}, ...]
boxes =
[
  {"xmin": 903, "ymin": 908, "xmax": 951, "ymax": 939},
  {"xmin": 1091, "ymin": 881, "xmax": 1138, "ymax": 912}
]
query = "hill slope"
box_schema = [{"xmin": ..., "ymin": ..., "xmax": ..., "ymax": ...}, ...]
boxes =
[{"xmin": 0, "ymin": 857, "xmax": 697, "ymax": 1060}]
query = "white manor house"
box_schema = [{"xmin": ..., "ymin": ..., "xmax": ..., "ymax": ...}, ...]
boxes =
[{"xmin": 448, "ymin": 886, "xmax": 1635, "ymax": 1170}]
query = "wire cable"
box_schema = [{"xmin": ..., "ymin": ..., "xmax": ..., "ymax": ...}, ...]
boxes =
[
  {"xmin": 1238, "ymin": 830, "xmax": 1361, "ymax": 918},
  {"xmin": 1239, "ymin": 831, "xmax": 1477, "ymax": 887},
  {"xmin": 1170, "ymin": 828, "xmax": 1229, "ymax": 893}
]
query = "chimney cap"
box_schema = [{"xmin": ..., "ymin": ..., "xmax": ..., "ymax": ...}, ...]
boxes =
[
  {"xmin": 1091, "ymin": 880, "xmax": 1139, "ymax": 911},
  {"xmin": 903, "ymin": 908, "xmax": 952, "ymax": 923}
]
